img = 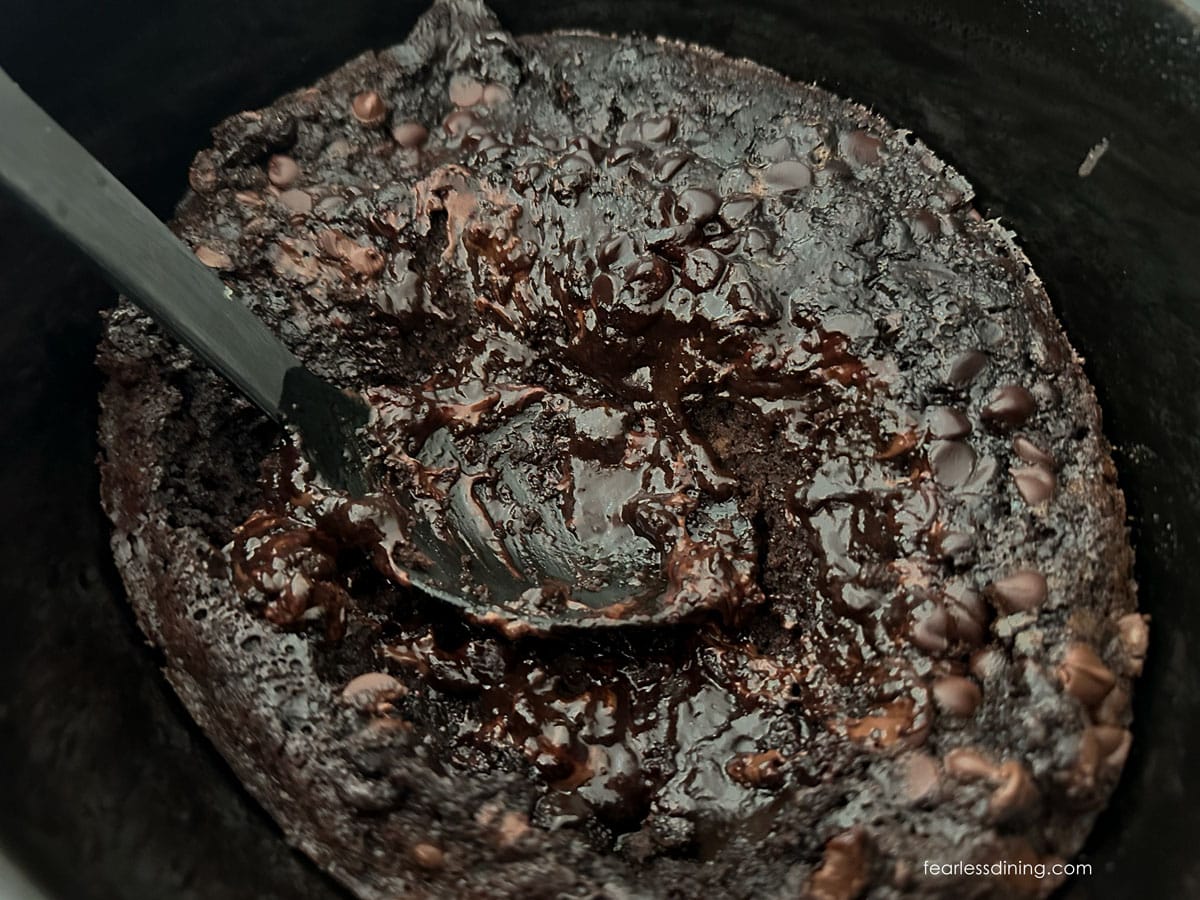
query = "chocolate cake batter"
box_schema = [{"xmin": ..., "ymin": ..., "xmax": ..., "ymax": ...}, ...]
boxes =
[{"xmin": 97, "ymin": 1, "xmax": 1143, "ymax": 897}]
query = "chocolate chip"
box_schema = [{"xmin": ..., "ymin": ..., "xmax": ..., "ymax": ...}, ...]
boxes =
[
  {"xmin": 277, "ymin": 188, "xmax": 313, "ymax": 214},
  {"xmin": 1094, "ymin": 683, "xmax": 1130, "ymax": 725},
  {"xmin": 937, "ymin": 529, "xmax": 976, "ymax": 566},
  {"xmin": 1090, "ymin": 723, "xmax": 1131, "ymax": 762},
  {"xmin": 759, "ymin": 136, "xmax": 793, "ymax": 162},
  {"xmin": 317, "ymin": 228, "xmax": 351, "ymax": 259},
  {"xmin": 1057, "ymin": 643, "xmax": 1116, "ymax": 706},
  {"xmin": 988, "ymin": 570, "xmax": 1047, "ymax": 614},
  {"xmin": 655, "ymin": 153, "xmax": 689, "ymax": 181},
  {"xmin": 982, "ymin": 385, "xmax": 1036, "ymax": 429},
  {"xmin": 410, "ymin": 842, "xmax": 445, "ymax": 870},
  {"xmin": 726, "ymin": 750, "xmax": 786, "ymax": 789},
  {"xmin": 876, "ymin": 430, "xmax": 918, "ymax": 460},
  {"xmin": 742, "ymin": 227, "xmax": 773, "ymax": 255},
  {"xmin": 911, "ymin": 602, "xmax": 950, "ymax": 653},
  {"xmin": 234, "ymin": 190, "xmax": 264, "ymax": 207},
  {"xmin": 720, "ymin": 194, "xmax": 759, "ymax": 226},
  {"xmin": 1012, "ymin": 465, "xmax": 1055, "ymax": 505},
  {"xmin": 640, "ymin": 115, "xmax": 675, "ymax": 142},
  {"xmin": 928, "ymin": 440, "xmax": 976, "ymax": 487},
  {"xmin": 703, "ymin": 219, "xmax": 735, "ymax": 247},
  {"xmin": 346, "ymin": 245, "xmax": 386, "ymax": 278},
  {"xmin": 762, "ymin": 160, "xmax": 812, "ymax": 192},
  {"xmin": 393, "ymin": 122, "xmax": 429, "ymax": 148},
  {"xmin": 449, "ymin": 75, "xmax": 485, "ymax": 107},
  {"xmin": 808, "ymin": 828, "xmax": 869, "ymax": 900},
  {"xmin": 903, "ymin": 753, "xmax": 941, "ymax": 803},
  {"xmin": 351, "ymin": 90, "xmax": 388, "ymax": 126},
  {"xmin": 194, "ymin": 245, "xmax": 233, "ymax": 270},
  {"xmin": 624, "ymin": 255, "xmax": 673, "ymax": 302},
  {"xmin": 323, "ymin": 138, "xmax": 352, "ymax": 160},
  {"xmin": 908, "ymin": 210, "xmax": 941, "ymax": 239},
  {"xmin": 945, "ymin": 584, "xmax": 987, "ymax": 645},
  {"xmin": 1116, "ymin": 613, "xmax": 1149, "ymax": 674},
  {"xmin": 839, "ymin": 584, "xmax": 883, "ymax": 614},
  {"xmin": 443, "ymin": 109, "xmax": 476, "ymax": 136},
  {"xmin": 932, "ymin": 675, "xmax": 981, "ymax": 717},
  {"xmin": 925, "ymin": 406, "xmax": 971, "ymax": 440},
  {"xmin": 482, "ymin": 83, "xmax": 511, "ymax": 106},
  {"xmin": 476, "ymin": 805, "xmax": 534, "ymax": 849},
  {"xmin": 598, "ymin": 234, "xmax": 636, "ymax": 269},
  {"xmin": 1073, "ymin": 725, "xmax": 1132, "ymax": 794},
  {"xmin": 675, "ymin": 188, "xmax": 720, "ymax": 223},
  {"xmin": 946, "ymin": 349, "xmax": 987, "ymax": 386},
  {"xmin": 845, "ymin": 696, "xmax": 925, "ymax": 749},
  {"xmin": 341, "ymin": 672, "xmax": 405, "ymax": 711},
  {"xmin": 988, "ymin": 760, "xmax": 1039, "ymax": 822},
  {"xmin": 267, "ymin": 154, "xmax": 300, "ymax": 188},
  {"xmin": 316, "ymin": 228, "xmax": 386, "ymax": 278},
  {"xmin": 591, "ymin": 273, "xmax": 615, "ymax": 307},
  {"xmin": 944, "ymin": 747, "xmax": 996, "ymax": 781},
  {"xmin": 1013, "ymin": 435, "xmax": 1055, "ymax": 468},
  {"xmin": 1117, "ymin": 613, "xmax": 1149, "ymax": 656},
  {"xmin": 606, "ymin": 144, "xmax": 638, "ymax": 166},
  {"xmin": 680, "ymin": 247, "xmax": 725, "ymax": 291},
  {"xmin": 845, "ymin": 129, "xmax": 883, "ymax": 165},
  {"xmin": 559, "ymin": 151, "xmax": 595, "ymax": 175},
  {"xmin": 964, "ymin": 451, "xmax": 998, "ymax": 492}
]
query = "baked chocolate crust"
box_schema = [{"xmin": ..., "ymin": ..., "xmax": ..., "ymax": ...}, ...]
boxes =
[{"xmin": 98, "ymin": 2, "xmax": 1141, "ymax": 897}]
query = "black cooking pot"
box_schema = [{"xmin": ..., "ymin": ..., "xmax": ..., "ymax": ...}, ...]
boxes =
[{"xmin": 2, "ymin": 1, "xmax": 1198, "ymax": 897}]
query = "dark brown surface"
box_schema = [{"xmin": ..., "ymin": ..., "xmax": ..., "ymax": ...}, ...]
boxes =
[
  {"xmin": 95, "ymin": 3, "xmax": 1141, "ymax": 897},
  {"xmin": 6, "ymin": 1, "xmax": 1199, "ymax": 900}
]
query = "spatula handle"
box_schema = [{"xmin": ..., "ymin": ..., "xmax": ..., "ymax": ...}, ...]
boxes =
[{"xmin": 0, "ymin": 67, "xmax": 299, "ymax": 421}]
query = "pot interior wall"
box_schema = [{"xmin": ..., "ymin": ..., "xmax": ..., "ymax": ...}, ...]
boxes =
[{"xmin": 1, "ymin": 1, "xmax": 1198, "ymax": 898}]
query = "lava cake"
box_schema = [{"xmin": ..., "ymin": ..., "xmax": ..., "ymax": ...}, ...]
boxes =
[{"xmin": 97, "ymin": 1, "xmax": 1144, "ymax": 897}]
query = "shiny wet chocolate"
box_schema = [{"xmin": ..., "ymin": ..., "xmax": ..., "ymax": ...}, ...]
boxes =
[{"xmin": 228, "ymin": 44, "xmax": 986, "ymax": 633}]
